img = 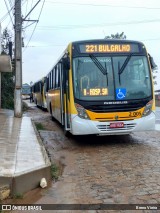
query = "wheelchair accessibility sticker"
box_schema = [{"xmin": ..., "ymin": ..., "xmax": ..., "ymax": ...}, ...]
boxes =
[{"xmin": 116, "ymin": 88, "xmax": 126, "ymax": 100}]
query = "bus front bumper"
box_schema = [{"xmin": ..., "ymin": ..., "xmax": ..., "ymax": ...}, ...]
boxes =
[{"xmin": 70, "ymin": 112, "xmax": 155, "ymax": 135}]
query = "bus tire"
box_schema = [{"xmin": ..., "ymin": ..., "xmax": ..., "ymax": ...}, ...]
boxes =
[
  {"xmin": 63, "ymin": 129, "xmax": 70, "ymax": 137},
  {"xmin": 50, "ymin": 103, "xmax": 52, "ymax": 115},
  {"xmin": 50, "ymin": 103, "xmax": 55, "ymax": 121}
]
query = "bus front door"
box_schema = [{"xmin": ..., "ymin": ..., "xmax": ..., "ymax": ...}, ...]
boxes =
[{"xmin": 61, "ymin": 62, "xmax": 71, "ymax": 134}]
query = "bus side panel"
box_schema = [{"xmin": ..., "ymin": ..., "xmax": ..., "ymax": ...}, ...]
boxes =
[
  {"xmin": 147, "ymin": 51, "xmax": 155, "ymax": 112},
  {"xmin": 35, "ymin": 92, "xmax": 42, "ymax": 107},
  {"xmin": 42, "ymin": 87, "xmax": 47, "ymax": 109},
  {"xmin": 68, "ymin": 70, "xmax": 78, "ymax": 128},
  {"xmin": 46, "ymin": 90, "xmax": 52, "ymax": 114},
  {"xmin": 51, "ymin": 89, "xmax": 61, "ymax": 123},
  {"xmin": 68, "ymin": 45, "xmax": 78, "ymax": 126},
  {"xmin": 151, "ymin": 70, "xmax": 156, "ymax": 112}
]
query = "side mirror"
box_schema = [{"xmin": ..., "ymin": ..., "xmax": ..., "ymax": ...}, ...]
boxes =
[
  {"xmin": 148, "ymin": 54, "xmax": 157, "ymax": 70},
  {"xmin": 62, "ymin": 56, "xmax": 70, "ymax": 70}
]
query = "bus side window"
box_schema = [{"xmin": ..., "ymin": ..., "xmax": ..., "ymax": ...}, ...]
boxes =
[{"xmin": 53, "ymin": 69, "xmax": 55, "ymax": 88}]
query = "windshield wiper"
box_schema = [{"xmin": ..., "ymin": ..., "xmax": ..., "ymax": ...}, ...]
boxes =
[
  {"xmin": 104, "ymin": 61, "xmax": 108, "ymax": 86},
  {"xmin": 89, "ymin": 54, "xmax": 107, "ymax": 75},
  {"xmin": 118, "ymin": 53, "xmax": 133, "ymax": 85},
  {"xmin": 118, "ymin": 54, "xmax": 133, "ymax": 75},
  {"xmin": 89, "ymin": 54, "xmax": 108, "ymax": 86}
]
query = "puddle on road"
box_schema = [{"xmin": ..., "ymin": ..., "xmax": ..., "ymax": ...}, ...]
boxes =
[{"xmin": 155, "ymin": 124, "xmax": 160, "ymax": 131}]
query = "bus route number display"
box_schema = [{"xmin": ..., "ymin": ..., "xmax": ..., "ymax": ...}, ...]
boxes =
[
  {"xmin": 79, "ymin": 44, "xmax": 139, "ymax": 53},
  {"xmin": 83, "ymin": 88, "xmax": 108, "ymax": 96}
]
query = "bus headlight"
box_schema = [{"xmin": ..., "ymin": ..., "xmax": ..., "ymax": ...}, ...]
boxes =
[
  {"xmin": 75, "ymin": 103, "xmax": 90, "ymax": 119},
  {"xmin": 142, "ymin": 100, "xmax": 153, "ymax": 117}
]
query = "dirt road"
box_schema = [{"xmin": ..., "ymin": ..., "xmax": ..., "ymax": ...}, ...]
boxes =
[{"xmin": 4, "ymin": 101, "xmax": 160, "ymax": 213}]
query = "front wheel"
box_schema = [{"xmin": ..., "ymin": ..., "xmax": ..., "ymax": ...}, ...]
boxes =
[{"xmin": 63, "ymin": 128, "xmax": 70, "ymax": 137}]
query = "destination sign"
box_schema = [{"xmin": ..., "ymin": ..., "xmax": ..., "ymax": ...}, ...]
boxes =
[
  {"xmin": 83, "ymin": 88, "xmax": 108, "ymax": 96},
  {"xmin": 79, "ymin": 44, "xmax": 140, "ymax": 53}
]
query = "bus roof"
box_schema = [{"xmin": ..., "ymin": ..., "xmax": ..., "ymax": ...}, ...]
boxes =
[{"xmin": 71, "ymin": 39, "xmax": 144, "ymax": 46}]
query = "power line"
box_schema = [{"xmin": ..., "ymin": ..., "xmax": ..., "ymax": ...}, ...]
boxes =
[
  {"xmin": 3, "ymin": 0, "xmax": 14, "ymax": 27},
  {"xmin": 7, "ymin": 0, "xmax": 13, "ymax": 11},
  {"xmin": 22, "ymin": 37, "xmax": 160, "ymax": 48},
  {"xmin": 24, "ymin": 44, "xmax": 65, "ymax": 47},
  {"xmin": 0, "ymin": 0, "xmax": 14, "ymax": 23},
  {"xmin": 34, "ymin": 18, "xmax": 160, "ymax": 31},
  {"xmin": 45, "ymin": 0, "xmax": 160, "ymax": 10},
  {"xmin": 142, "ymin": 37, "xmax": 160, "ymax": 41},
  {"xmin": 0, "ymin": 0, "xmax": 28, "ymax": 23},
  {"xmin": 23, "ymin": 0, "xmax": 46, "ymax": 51},
  {"xmin": 22, "ymin": 0, "xmax": 29, "ymax": 31},
  {"xmin": 22, "ymin": 0, "xmax": 36, "ymax": 36},
  {"xmin": 24, "ymin": 0, "xmax": 29, "ymax": 17}
]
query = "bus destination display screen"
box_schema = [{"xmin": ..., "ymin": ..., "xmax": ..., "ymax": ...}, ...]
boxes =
[{"xmin": 79, "ymin": 43, "xmax": 140, "ymax": 53}]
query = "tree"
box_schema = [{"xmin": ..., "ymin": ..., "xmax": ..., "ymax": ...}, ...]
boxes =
[
  {"xmin": 1, "ymin": 28, "xmax": 15, "ymax": 109},
  {"xmin": 105, "ymin": 32, "xmax": 127, "ymax": 40},
  {"xmin": 1, "ymin": 28, "xmax": 13, "ymax": 56}
]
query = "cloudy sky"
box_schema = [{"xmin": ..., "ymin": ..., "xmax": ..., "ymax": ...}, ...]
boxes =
[{"xmin": 0, "ymin": 0, "xmax": 160, "ymax": 90}]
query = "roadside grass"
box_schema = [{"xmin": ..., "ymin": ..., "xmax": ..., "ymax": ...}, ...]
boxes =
[
  {"xmin": 22, "ymin": 101, "xmax": 29, "ymax": 112},
  {"xmin": 35, "ymin": 122, "xmax": 45, "ymax": 131},
  {"xmin": 51, "ymin": 164, "xmax": 59, "ymax": 181},
  {"xmin": 13, "ymin": 193, "xmax": 23, "ymax": 199}
]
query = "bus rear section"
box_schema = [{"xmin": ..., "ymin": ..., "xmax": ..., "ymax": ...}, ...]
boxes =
[
  {"xmin": 22, "ymin": 83, "xmax": 31, "ymax": 99},
  {"xmin": 32, "ymin": 77, "xmax": 47, "ymax": 109}
]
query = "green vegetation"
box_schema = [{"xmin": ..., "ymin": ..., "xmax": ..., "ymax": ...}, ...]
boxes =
[
  {"xmin": 1, "ymin": 72, "xmax": 14, "ymax": 109},
  {"xmin": 1, "ymin": 28, "xmax": 15, "ymax": 110},
  {"xmin": 105, "ymin": 32, "xmax": 127, "ymax": 40},
  {"xmin": 51, "ymin": 164, "xmax": 59, "ymax": 181},
  {"xmin": 35, "ymin": 122, "xmax": 45, "ymax": 131},
  {"xmin": 22, "ymin": 101, "xmax": 29, "ymax": 111},
  {"xmin": 13, "ymin": 193, "xmax": 23, "ymax": 199}
]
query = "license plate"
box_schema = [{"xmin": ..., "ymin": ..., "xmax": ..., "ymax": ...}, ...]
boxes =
[{"xmin": 110, "ymin": 122, "xmax": 124, "ymax": 128}]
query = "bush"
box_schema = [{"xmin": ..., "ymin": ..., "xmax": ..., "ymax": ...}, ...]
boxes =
[{"xmin": 1, "ymin": 72, "xmax": 14, "ymax": 109}]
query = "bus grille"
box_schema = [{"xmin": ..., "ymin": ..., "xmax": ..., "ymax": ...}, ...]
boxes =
[{"xmin": 96, "ymin": 123, "xmax": 136, "ymax": 132}]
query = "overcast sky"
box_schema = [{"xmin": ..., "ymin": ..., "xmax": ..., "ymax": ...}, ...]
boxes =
[{"xmin": 0, "ymin": 0, "xmax": 160, "ymax": 90}]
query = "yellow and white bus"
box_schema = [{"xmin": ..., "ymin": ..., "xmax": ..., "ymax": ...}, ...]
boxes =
[
  {"xmin": 32, "ymin": 77, "xmax": 47, "ymax": 109},
  {"xmin": 46, "ymin": 39, "xmax": 156, "ymax": 135}
]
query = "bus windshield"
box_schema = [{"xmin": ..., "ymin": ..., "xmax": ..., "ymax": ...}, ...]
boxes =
[{"xmin": 73, "ymin": 56, "xmax": 152, "ymax": 101}]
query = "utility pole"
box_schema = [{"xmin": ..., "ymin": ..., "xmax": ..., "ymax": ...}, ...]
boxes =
[
  {"xmin": 14, "ymin": 0, "xmax": 22, "ymax": 117},
  {"xmin": 14, "ymin": 0, "xmax": 40, "ymax": 117}
]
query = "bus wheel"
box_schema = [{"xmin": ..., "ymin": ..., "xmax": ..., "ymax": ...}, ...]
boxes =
[
  {"xmin": 50, "ymin": 103, "xmax": 55, "ymax": 121},
  {"xmin": 50, "ymin": 103, "xmax": 52, "ymax": 115},
  {"xmin": 63, "ymin": 128, "xmax": 70, "ymax": 137}
]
